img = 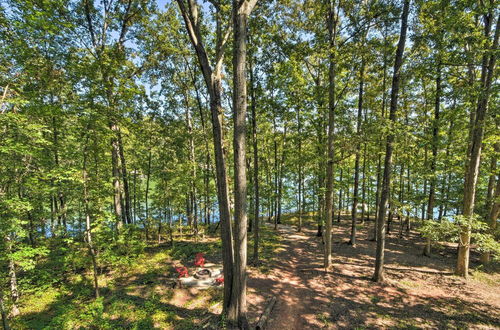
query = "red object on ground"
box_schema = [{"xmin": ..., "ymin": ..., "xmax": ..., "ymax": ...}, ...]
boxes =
[
  {"xmin": 194, "ymin": 253, "xmax": 205, "ymax": 267},
  {"xmin": 215, "ymin": 276, "xmax": 224, "ymax": 285},
  {"xmin": 175, "ymin": 266, "xmax": 189, "ymax": 278}
]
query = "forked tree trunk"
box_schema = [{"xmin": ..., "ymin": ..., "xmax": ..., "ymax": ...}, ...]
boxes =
[
  {"xmin": 373, "ymin": 0, "xmax": 410, "ymax": 283},
  {"xmin": 175, "ymin": 0, "xmax": 235, "ymax": 312}
]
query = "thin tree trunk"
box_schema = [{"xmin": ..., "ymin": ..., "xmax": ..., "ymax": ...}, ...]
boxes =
[
  {"xmin": 297, "ymin": 106, "xmax": 303, "ymax": 232},
  {"xmin": 482, "ymin": 168, "xmax": 500, "ymax": 264},
  {"xmin": 373, "ymin": 0, "xmax": 410, "ymax": 283},
  {"xmin": 421, "ymin": 149, "xmax": 428, "ymax": 222},
  {"xmin": 0, "ymin": 289, "xmax": 9, "ymax": 330},
  {"xmin": 7, "ymin": 238, "xmax": 19, "ymax": 317},
  {"xmin": 324, "ymin": 0, "xmax": 338, "ymax": 270},
  {"xmin": 133, "ymin": 167, "xmax": 137, "ymax": 224},
  {"xmin": 481, "ymin": 122, "xmax": 499, "ymax": 263},
  {"xmin": 250, "ymin": 51, "xmax": 260, "ymax": 262},
  {"xmin": 273, "ymin": 126, "xmax": 278, "ymax": 230},
  {"xmin": 83, "ymin": 142, "xmax": 99, "ymax": 298},
  {"xmin": 424, "ymin": 64, "xmax": 441, "ymax": 256},
  {"xmin": 118, "ymin": 131, "xmax": 132, "ymax": 224},
  {"xmin": 361, "ymin": 141, "xmax": 367, "ymax": 224},
  {"xmin": 338, "ymin": 165, "xmax": 343, "ymax": 222},
  {"xmin": 145, "ymin": 147, "xmax": 152, "ymax": 240},
  {"xmin": 350, "ymin": 59, "xmax": 365, "ymax": 246},
  {"xmin": 51, "ymin": 116, "xmax": 67, "ymax": 233},
  {"xmin": 373, "ymin": 21, "xmax": 389, "ymax": 242},
  {"xmin": 110, "ymin": 121, "xmax": 124, "ymax": 229},
  {"xmin": 184, "ymin": 98, "xmax": 198, "ymax": 234},
  {"xmin": 276, "ymin": 126, "xmax": 287, "ymax": 225}
]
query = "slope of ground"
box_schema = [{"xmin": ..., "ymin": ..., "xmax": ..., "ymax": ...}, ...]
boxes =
[
  {"xmin": 12, "ymin": 215, "xmax": 500, "ymax": 329},
  {"xmin": 247, "ymin": 216, "xmax": 500, "ymax": 329}
]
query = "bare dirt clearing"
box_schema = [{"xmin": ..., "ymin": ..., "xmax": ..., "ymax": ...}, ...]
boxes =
[{"xmin": 247, "ymin": 218, "xmax": 500, "ymax": 329}]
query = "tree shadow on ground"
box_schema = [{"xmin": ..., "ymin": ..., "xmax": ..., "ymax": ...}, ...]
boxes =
[
  {"xmin": 248, "ymin": 219, "xmax": 500, "ymax": 329},
  {"xmin": 16, "ymin": 264, "xmax": 222, "ymax": 329}
]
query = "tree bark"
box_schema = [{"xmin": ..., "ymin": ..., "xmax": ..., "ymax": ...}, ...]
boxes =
[
  {"xmin": 324, "ymin": 0, "xmax": 338, "ymax": 270},
  {"xmin": 250, "ymin": 51, "xmax": 260, "ymax": 262},
  {"xmin": 424, "ymin": 64, "xmax": 441, "ymax": 256},
  {"xmin": 229, "ymin": 0, "xmax": 257, "ymax": 327},
  {"xmin": 457, "ymin": 12, "xmax": 499, "ymax": 278},
  {"xmin": 83, "ymin": 140, "xmax": 99, "ymax": 298},
  {"xmin": 373, "ymin": 0, "xmax": 410, "ymax": 283},
  {"xmin": 373, "ymin": 22, "xmax": 389, "ymax": 242},
  {"xmin": 110, "ymin": 121, "xmax": 124, "ymax": 229},
  {"xmin": 7, "ymin": 237, "xmax": 19, "ymax": 317},
  {"xmin": 297, "ymin": 106, "xmax": 303, "ymax": 232},
  {"xmin": 350, "ymin": 58, "xmax": 365, "ymax": 246},
  {"xmin": 118, "ymin": 130, "xmax": 132, "ymax": 224},
  {"xmin": 0, "ymin": 289, "xmax": 9, "ymax": 330}
]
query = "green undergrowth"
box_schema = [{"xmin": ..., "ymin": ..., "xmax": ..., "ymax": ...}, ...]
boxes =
[{"xmin": 11, "ymin": 225, "xmax": 280, "ymax": 329}]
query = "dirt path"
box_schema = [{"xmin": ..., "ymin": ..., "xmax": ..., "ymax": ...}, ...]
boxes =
[
  {"xmin": 247, "ymin": 221, "xmax": 500, "ymax": 329},
  {"xmin": 248, "ymin": 224, "xmax": 328, "ymax": 328}
]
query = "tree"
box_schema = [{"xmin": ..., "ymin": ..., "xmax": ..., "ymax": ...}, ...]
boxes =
[
  {"xmin": 373, "ymin": 0, "xmax": 410, "ymax": 283},
  {"xmin": 457, "ymin": 8, "xmax": 499, "ymax": 278},
  {"xmin": 175, "ymin": 0, "xmax": 235, "ymax": 312}
]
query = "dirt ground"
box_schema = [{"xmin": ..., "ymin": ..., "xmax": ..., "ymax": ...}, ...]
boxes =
[{"xmin": 246, "ymin": 218, "xmax": 500, "ymax": 329}]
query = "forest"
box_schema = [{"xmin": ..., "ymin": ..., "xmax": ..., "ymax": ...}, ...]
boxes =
[{"xmin": 0, "ymin": 0, "xmax": 499, "ymax": 329}]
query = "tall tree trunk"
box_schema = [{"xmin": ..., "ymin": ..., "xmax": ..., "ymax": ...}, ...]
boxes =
[
  {"xmin": 118, "ymin": 131, "xmax": 132, "ymax": 224},
  {"xmin": 482, "ymin": 169, "xmax": 500, "ymax": 264},
  {"xmin": 52, "ymin": 116, "xmax": 67, "ymax": 233},
  {"xmin": 133, "ymin": 166, "xmax": 137, "ymax": 224},
  {"xmin": 7, "ymin": 237, "xmax": 19, "ymax": 317},
  {"xmin": 191, "ymin": 65, "xmax": 212, "ymax": 227},
  {"xmin": 297, "ymin": 106, "xmax": 303, "ymax": 232},
  {"xmin": 373, "ymin": 0, "xmax": 410, "ymax": 283},
  {"xmin": 424, "ymin": 64, "xmax": 441, "ymax": 255},
  {"xmin": 482, "ymin": 121, "xmax": 499, "ymax": 263},
  {"xmin": 373, "ymin": 21, "xmax": 389, "ymax": 242},
  {"xmin": 250, "ymin": 52, "xmax": 260, "ymax": 262},
  {"xmin": 273, "ymin": 126, "xmax": 278, "ymax": 230},
  {"xmin": 406, "ymin": 166, "xmax": 411, "ymax": 235},
  {"xmin": 350, "ymin": 59, "xmax": 365, "ymax": 246},
  {"xmin": 185, "ymin": 100, "xmax": 198, "ymax": 234},
  {"xmin": 324, "ymin": 0, "xmax": 338, "ymax": 270},
  {"xmin": 457, "ymin": 12, "xmax": 499, "ymax": 278},
  {"xmin": 83, "ymin": 141, "xmax": 99, "ymax": 298},
  {"xmin": 361, "ymin": 140, "xmax": 368, "ymax": 224},
  {"xmin": 145, "ymin": 148, "xmax": 152, "ymax": 240},
  {"xmin": 0, "ymin": 289, "xmax": 9, "ymax": 330},
  {"xmin": 421, "ymin": 149, "xmax": 428, "ymax": 222},
  {"xmin": 276, "ymin": 126, "xmax": 287, "ymax": 225},
  {"xmin": 110, "ymin": 121, "xmax": 124, "ymax": 229},
  {"xmin": 338, "ymin": 165, "xmax": 343, "ymax": 222},
  {"xmin": 229, "ymin": 0, "xmax": 256, "ymax": 326}
]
